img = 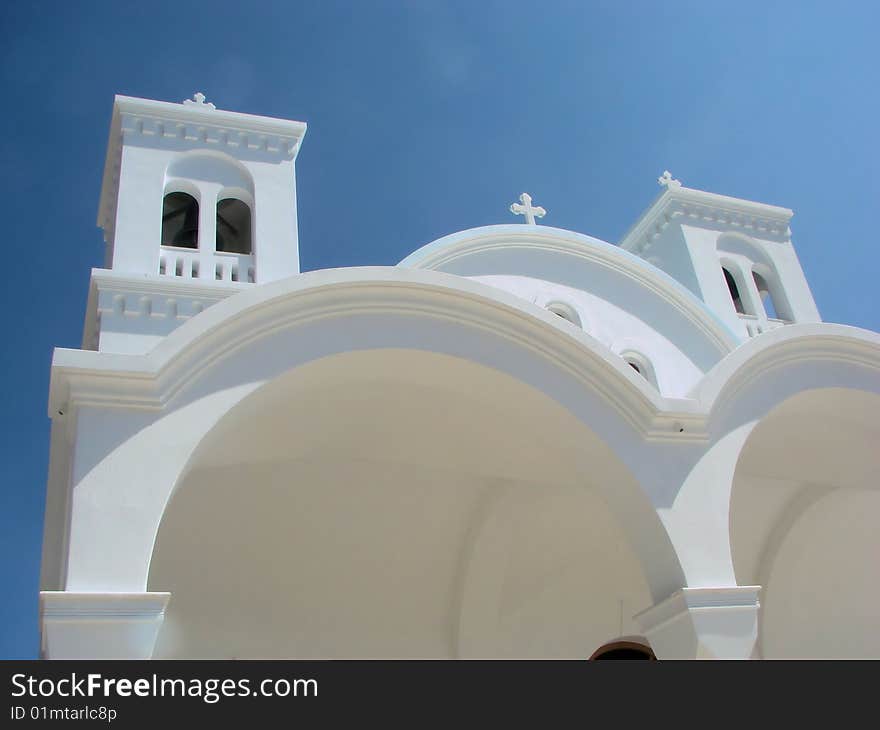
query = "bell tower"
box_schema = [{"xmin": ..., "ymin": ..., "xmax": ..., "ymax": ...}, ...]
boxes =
[
  {"xmin": 85, "ymin": 92, "xmax": 307, "ymax": 354},
  {"xmin": 620, "ymin": 173, "xmax": 821, "ymax": 340}
]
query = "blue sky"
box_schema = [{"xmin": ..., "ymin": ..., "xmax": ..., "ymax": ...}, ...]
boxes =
[{"xmin": 1, "ymin": 1, "xmax": 878, "ymax": 658}]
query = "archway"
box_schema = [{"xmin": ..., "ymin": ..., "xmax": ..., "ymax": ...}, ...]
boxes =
[
  {"xmin": 730, "ymin": 388, "xmax": 880, "ymax": 658},
  {"xmin": 148, "ymin": 350, "xmax": 667, "ymax": 658}
]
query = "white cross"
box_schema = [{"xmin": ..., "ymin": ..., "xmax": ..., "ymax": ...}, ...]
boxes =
[
  {"xmin": 509, "ymin": 193, "xmax": 546, "ymax": 225},
  {"xmin": 183, "ymin": 92, "xmax": 216, "ymax": 110},
  {"xmin": 657, "ymin": 170, "xmax": 681, "ymax": 188}
]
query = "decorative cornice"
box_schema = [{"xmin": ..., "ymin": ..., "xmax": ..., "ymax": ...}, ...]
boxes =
[
  {"xmin": 82, "ymin": 269, "xmax": 250, "ymax": 351},
  {"xmin": 621, "ymin": 185, "xmax": 794, "ymax": 256},
  {"xmin": 91, "ymin": 268, "xmax": 250, "ymax": 300},
  {"xmin": 115, "ymin": 94, "xmax": 306, "ymax": 154}
]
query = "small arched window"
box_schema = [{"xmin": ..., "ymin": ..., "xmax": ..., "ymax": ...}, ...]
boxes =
[
  {"xmin": 620, "ymin": 351, "xmax": 656, "ymax": 386},
  {"xmin": 216, "ymin": 199, "xmax": 252, "ymax": 254},
  {"xmin": 545, "ymin": 301, "xmax": 581, "ymax": 327},
  {"xmin": 722, "ymin": 267, "xmax": 745, "ymax": 314},
  {"xmin": 753, "ymin": 270, "xmax": 784, "ymax": 320},
  {"xmin": 161, "ymin": 192, "xmax": 199, "ymax": 249}
]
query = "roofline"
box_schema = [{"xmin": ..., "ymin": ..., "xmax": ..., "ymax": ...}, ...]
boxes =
[
  {"xmin": 113, "ymin": 95, "xmax": 307, "ymax": 140},
  {"xmin": 398, "ymin": 224, "xmax": 740, "ymax": 356}
]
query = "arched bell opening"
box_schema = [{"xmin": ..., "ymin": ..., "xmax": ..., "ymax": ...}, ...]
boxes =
[
  {"xmin": 161, "ymin": 192, "xmax": 199, "ymax": 249},
  {"xmin": 216, "ymin": 198, "xmax": 252, "ymax": 255}
]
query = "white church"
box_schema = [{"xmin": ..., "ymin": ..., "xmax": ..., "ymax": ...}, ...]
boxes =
[{"xmin": 39, "ymin": 93, "xmax": 880, "ymax": 660}]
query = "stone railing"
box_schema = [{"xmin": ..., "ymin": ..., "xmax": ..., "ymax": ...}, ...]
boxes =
[
  {"xmin": 738, "ymin": 313, "xmax": 788, "ymax": 337},
  {"xmin": 159, "ymin": 247, "xmax": 255, "ymax": 283}
]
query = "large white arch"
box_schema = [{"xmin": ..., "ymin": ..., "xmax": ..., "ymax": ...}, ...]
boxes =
[
  {"xmin": 146, "ymin": 349, "xmax": 665, "ymax": 658},
  {"xmin": 50, "ymin": 267, "xmax": 689, "ymax": 603},
  {"xmin": 661, "ymin": 324, "xmax": 880, "ymax": 589}
]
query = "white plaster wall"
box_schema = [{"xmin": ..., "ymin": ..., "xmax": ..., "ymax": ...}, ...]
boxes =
[
  {"xmin": 399, "ymin": 225, "xmax": 738, "ymax": 374},
  {"xmin": 112, "ymin": 144, "xmax": 167, "ymax": 274},
  {"xmin": 683, "ymin": 226, "xmax": 748, "ymax": 335},
  {"xmin": 637, "ymin": 224, "xmax": 702, "ymax": 300},
  {"xmin": 761, "ymin": 489, "xmax": 880, "ymax": 658},
  {"xmin": 491, "ymin": 484, "xmax": 652, "ymax": 657},
  {"xmin": 469, "ymin": 274, "xmax": 704, "ymax": 397}
]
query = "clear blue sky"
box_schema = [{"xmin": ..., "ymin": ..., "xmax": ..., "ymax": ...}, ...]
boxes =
[{"xmin": 2, "ymin": 1, "xmax": 878, "ymax": 659}]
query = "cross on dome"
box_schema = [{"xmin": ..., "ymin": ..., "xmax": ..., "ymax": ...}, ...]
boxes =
[
  {"xmin": 183, "ymin": 92, "xmax": 216, "ymax": 110},
  {"xmin": 510, "ymin": 193, "xmax": 546, "ymax": 225},
  {"xmin": 657, "ymin": 170, "xmax": 681, "ymax": 188}
]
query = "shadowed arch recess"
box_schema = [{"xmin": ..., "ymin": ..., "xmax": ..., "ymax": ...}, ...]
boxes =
[
  {"xmin": 147, "ymin": 350, "xmax": 682, "ymax": 658},
  {"xmin": 730, "ymin": 387, "xmax": 880, "ymax": 658}
]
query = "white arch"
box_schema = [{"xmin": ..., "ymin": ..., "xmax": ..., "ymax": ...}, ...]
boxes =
[
  {"xmin": 728, "ymin": 387, "xmax": 880, "ymax": 657},
  {"xmin": 53, "ymin": 268, "xmax": 689, "ymax": 601}
]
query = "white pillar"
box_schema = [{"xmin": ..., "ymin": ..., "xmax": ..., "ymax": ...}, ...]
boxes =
[
  {"xmin": 635, "ymin": 586, "xmax": 760, "ymax": 659},
  {"xmin": 40, "ymin": 592, "xmax": 170, "ymax": 659}
]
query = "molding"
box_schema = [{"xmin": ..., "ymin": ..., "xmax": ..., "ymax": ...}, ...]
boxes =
[
  {"xmin": 694, "ymin": 323, "xmax": 880, "ymax": 412},
  {"xmin": 621, "ymin": 185, "xmax": 794, "ymax": 256},
  {"xmin": 49, "ymin": 267, "xmax": 701, "ymax": 441},
  {"xmin": 398, "ymin": 224, "xmax": 739, "ymax": 357},
  {"xmin": 40, "ymin": 591, "xmax": 170, "ymax": 659},
  {"xmin": 40, "ymin": 591, "xmax": 171, "ymax": 620},
  {"xmin": 91, "ymin": 268, "xmax": 250, "ymax": 300},
  {"xmin": 83, "ymin": 269, "xmax": 250, "ymax": 352},
  {"xmin": 635, "ymin": 586, "xmax": 761, "ymax": 635},
  {"xmin": 115, "ymin": 95, "xmax": 307, "ymax": 143}
]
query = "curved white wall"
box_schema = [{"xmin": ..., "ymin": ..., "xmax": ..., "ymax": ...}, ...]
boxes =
[{"xmin": 469, "ymin": 274, "xmax": 703, "ymax": 397}]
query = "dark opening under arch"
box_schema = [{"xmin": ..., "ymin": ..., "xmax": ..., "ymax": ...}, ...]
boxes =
[
  {"xmin": 590, "ymin": 641, "xmax": 656, "ymax": 660},
  {"xmin": 753, "ymin": 270, "xmax": 783, "ymax": 320},
  {"xmin": 723, "ymin": 267, "xmax": 745, "ymax": 314},
  {"xmin": 162, "ymin": 192, "xmax": 199, "ymax": 249},
  {"xmin": 216, "ymin": 199, "xmax": 252, "ymax": 254}
]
